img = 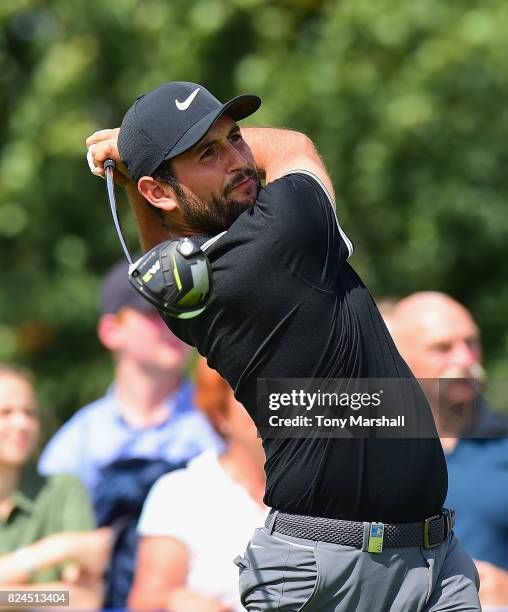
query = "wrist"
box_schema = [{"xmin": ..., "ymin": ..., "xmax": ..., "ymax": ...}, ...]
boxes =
[
  {"xmin": 14, "ymin": 547, "xmax": 36, "ymax": 579},
  {"xmin": 43, "ymin": 532, "xmax": 71, "ymax": 563}
]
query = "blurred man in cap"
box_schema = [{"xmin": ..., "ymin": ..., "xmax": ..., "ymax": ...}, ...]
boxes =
[
  {"xmin": 38, "ymin": 260, "xmax": 222, "ymax": 498},
  {"xmin": 391, "ymin": 291, "xmax": 508, "ymax": 608}
]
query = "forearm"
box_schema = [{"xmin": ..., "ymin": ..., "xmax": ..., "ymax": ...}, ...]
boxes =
[
  {"xmin": 128, "ymin": 536, "xmax": 190, "ymax": 610},
  {"xmin": 125, "ymin": 183, "xmax": 172, "ymax": 251},
  {"xmin": 0, "ymin": 535, "xmax": 70, "ymax": 584},
  {"xmin": 477, "ymin": 560, "xmax": 508, "ymax": 605},
  {"xmin": 240, "ymin": 127, "xmax": 334, "ymax": 196},
  {"xmin": 86, "ymin": 128, "xmax": 172, "ymax": 251},
  {"xmin": 241, "ymin": 127, "xmax": 307, "ymax": 182},
  {"xmin": 128, "ymin": 585, "xmax": 168, "ymax": 610},
  {"xmin": 128, "ymin": 571, "xmax": 186, "ymax": 610},
  {"xmin": 0, "ymin": 530, "xmax": 110, "ymax": 585}
]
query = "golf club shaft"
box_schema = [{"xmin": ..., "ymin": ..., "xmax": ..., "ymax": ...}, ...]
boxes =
[{"xmin": 104, "ymin": 159, "xmax": 133, "ymax": 265}]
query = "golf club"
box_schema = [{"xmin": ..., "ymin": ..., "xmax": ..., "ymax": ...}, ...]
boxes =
[{"xmin": 103, "ymin": 158, "xmax": 212, "ymax": 319}]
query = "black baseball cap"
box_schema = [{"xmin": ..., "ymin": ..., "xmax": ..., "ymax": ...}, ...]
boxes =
[
  {"xmin": 101, "ymin": 259, "xmax": 154, "ymax": 315},
  {"xmin": 118, "ymin": 81, "xmax": 261, "ymax": 182}
]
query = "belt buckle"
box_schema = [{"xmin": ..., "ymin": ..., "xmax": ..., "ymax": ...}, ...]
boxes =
[{"xmin": 423, "ymin": 514, "xmax": 442, "ymax": 549}]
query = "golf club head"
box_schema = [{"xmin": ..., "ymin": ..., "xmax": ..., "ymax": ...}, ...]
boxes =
[{"xmin": 128, "ymin": 238, "xmax": 212, "ymax": 319}]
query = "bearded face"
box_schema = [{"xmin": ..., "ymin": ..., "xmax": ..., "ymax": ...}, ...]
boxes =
[{"xmin": 175, "ymin": 168, "xmax": 261, "ymax": 235}]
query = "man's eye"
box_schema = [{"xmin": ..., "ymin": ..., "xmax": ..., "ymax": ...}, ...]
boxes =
[
  {"xmin": 201, "ymin": 147, "xmax": 216, "ymax": 161},
  {"xmin": 431, "ymin": 343, "xmax": 452, "ymax": 353},
  {"xmin": 230, "ymin": 132, "xmax": 242, "ymax": 142},
  {"xmin": 466, "ymin": 338, "xmax": 480, "ymax": 351}
]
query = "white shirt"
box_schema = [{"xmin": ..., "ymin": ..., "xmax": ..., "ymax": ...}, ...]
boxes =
[{"xmin": 138, "ymin": 450, "xmax": 268, "ymax": 611}]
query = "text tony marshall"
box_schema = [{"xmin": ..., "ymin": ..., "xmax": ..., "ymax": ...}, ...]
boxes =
[{"xmin": 269, "ymin": 414, "xmax": 405, "ymax": 427}]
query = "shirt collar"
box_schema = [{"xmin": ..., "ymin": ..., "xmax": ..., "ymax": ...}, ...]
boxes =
[
  {"xmin": 8, "ymin": 466, "xmax": 46, "ymax": 517},
  {"xmin": 461, "ymin": 397, "xmax": 508, "ymax": 437},
  {"xmin": 11, "ymin": 489, "xmax": 35, "ymax": 515},
  {"xmin": 107, "ymin": 378, "xmax": 193, "ymax": 426}
]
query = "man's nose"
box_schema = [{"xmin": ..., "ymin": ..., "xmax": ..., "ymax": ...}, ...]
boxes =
[
  {"xmin": 225, "ymin": 142, "xmax": 249, "ymax": 171},
  {"xmin": 10, "ymin": 412, "xmax": 33, "ymax": 432},
  {"xmin": 451, "ymin": 340, "xmax": 478, "ymax": 369}
]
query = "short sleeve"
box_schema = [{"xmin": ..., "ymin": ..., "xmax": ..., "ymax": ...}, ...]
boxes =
[
  {"xmin": 254, "ymin": 172, "xmax": 353, "ymax": 290},
  {"xmin": 137, "ymin": 469, "xmax": 193, "ymax": 547},
  {"xmin": 49, "ymin": 474, "xmax": 96, "ymax": 531},
  {"xmin": 283, "ymin": 170, "xmax": 354, "ymax": 258}
]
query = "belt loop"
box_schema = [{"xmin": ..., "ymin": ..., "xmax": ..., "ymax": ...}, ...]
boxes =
[
  {"xmin": 444, "ymin": 508, "xmax": 455, "ymax": 537},
  {"xmin": 361, "ymin": 522, "xmax": 371, "ymax": 552},
  {"xmin": 266, "ymin": 510, "xmax": 279, "ymax": 535}
]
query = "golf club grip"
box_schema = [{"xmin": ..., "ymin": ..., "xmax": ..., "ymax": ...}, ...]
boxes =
[{"xmin": 104, "ymin": 158, "xmax": 116, "ymax": 171}]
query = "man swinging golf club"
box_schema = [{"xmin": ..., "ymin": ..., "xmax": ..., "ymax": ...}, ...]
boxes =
[{"xmin": 86, "ymin": 81, "xmax": 480, "ymax": 611}]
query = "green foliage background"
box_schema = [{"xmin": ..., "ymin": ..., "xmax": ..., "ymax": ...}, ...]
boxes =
[{"xmin": 1, "ymin": 0, "xmax": 507, "ymax": 432}]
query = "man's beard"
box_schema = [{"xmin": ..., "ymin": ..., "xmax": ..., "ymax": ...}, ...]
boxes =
[
  {"xmin": 176, "ymin": 169, "xmax": 261, "ymax": 235},
  {"xmin": 437, "ymin": 362, "xmax": 486, "ymax": 406}
]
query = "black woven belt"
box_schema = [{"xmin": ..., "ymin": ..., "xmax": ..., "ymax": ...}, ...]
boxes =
[{"xmin": 265, "ymin": 509, "xmax": 455, "ymax": 550}]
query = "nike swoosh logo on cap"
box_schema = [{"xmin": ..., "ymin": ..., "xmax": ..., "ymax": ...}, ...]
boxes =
[{"xmin": 175, "ymin": 88, "xmax": 200, "ymax": 111}]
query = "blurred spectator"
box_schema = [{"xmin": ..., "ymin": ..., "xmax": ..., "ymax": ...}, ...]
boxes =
[
  {"xmin": 375, "ymin": 297, "xmax": 399, "ymax": 335},
  {"xmin": 93, "ymin": 456, "xmax": 181, "ymax": 608},
  {"xmin": 391, "ymin": 291, "xmax": 508, "ymax": 608},
  {"xmin": 0, "ymin": 364, "xmax": 111, "ymax": 608},
  {"xmin": 38, "ymin": 260, "xmax": 223, "ymax": 498},
  {"xmin": 128, "ymin": 358, "xmax": 267, "ymax": 612}
]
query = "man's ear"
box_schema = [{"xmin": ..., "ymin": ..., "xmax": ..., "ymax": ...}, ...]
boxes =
[
  {"xmin": 138, "ymin": 177, "xmax": 178, "ymax": 212},
  {"xmin": 97, "ymin": 314, "xmax": 125, "ymax": 351}
]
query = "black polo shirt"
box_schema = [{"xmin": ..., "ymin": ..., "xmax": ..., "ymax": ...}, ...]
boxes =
[{"xmin": 163, "ymin": 171, "xmax": 447, "ymax": 523}]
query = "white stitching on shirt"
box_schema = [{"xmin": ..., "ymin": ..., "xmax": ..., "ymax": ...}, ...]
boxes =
[
  {"xmin": 283, "ymin": 169, "xmax": 354, "ymax": 257},
  {"xmin": 201, "ymin": 231, "xmax": 227, "ymax": 252}
]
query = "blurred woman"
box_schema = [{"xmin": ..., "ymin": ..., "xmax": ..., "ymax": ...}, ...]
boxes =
[
  {"xmin": 129, "ymin": 357, "xmax": 267, "ymax": 612},
  {"xmin": 0, "ymin": 364, "xmax": 111, "ymax": 607}
]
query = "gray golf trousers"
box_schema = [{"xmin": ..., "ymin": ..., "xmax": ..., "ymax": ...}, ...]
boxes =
[{"xmin": 234, "ymin": 524, "xmax": 480, "ymax": 611}]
